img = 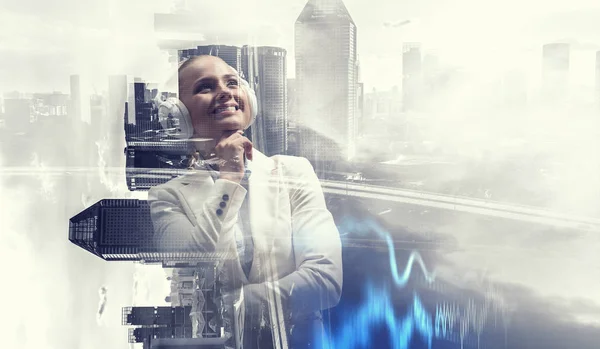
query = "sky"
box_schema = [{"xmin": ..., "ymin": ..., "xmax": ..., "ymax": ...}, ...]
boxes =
[
  {"xmin": 1, "ymin": 0, "xmax": 600, "ymax": 348},
  {"xmin": 2, "ymin": 0, "xmax": 600, "ymax": 93}
]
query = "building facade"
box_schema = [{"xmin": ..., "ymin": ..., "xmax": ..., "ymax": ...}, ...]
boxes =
[
  {"xmin": 255, "ymin": 46, "xmax": 287, "ymax": 156},
  {"xmin": 295, "ymin": 0, "xmax": 358, "ymax": 170},
  {"xmin": 68, "ymin": 199, "xmax": 237, "ymax": 262}
]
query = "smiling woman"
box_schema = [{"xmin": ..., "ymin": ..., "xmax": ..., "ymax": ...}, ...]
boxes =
[{"xmin": 148, "ymin": 55, "xmax": 343, "ymax": 349}]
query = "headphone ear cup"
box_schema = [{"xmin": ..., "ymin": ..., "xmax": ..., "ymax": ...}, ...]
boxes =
[{"xmin": 158, "ymin": 97, "xmax": 193, "ymax": 139}]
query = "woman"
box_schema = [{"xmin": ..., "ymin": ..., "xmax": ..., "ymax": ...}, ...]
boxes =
[{"xmin": 148, "ymin": 55, "xmax": 343, "ymax": 348}]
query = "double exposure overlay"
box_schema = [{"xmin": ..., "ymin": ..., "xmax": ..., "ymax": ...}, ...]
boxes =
[{"xmin": 1, "ymin": 0, "xmax": 600, "ymax": 348}]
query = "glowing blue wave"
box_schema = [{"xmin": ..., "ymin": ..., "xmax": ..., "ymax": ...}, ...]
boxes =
[
  {"xmin": 317, "ymin": 285, "xmax": 434, "ymax": 349},
  {"xmin": 337, "ymin": 215, "xmax": 437, "ymax": 287},
  {"xmin": 321, "ymin": 214, "xmax": 503, "ymax": 349}
]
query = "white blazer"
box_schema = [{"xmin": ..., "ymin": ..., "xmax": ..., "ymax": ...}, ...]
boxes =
[{"xmin": 148, "ymin": 150, "xmax": 343, "ymax": 337}]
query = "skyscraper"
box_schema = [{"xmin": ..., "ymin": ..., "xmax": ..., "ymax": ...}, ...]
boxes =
[
  {"xmin": 132, "ymin": 81, "xmax": 158, "ymax": 137},
  {"xmin": 295, "ymin": 0, "xmax": 358, "ymax": 171},
  {"xmin": 254, "ymin": 46, "xmax": 288, "ymax": 156},
  {"xmin": 68, "ymin": 199, "xmax": 236, "ymax": 262},
  {"xmin": 402, "ymin": 43, "xmax": 422, "ymax": 111},
  {"xmin": 69, "ymin": 199, "xmax": 244, "ymax": 348},
  {"xmin": 542, "ymin": 43, "xmax": 570, "ymax": 101}
]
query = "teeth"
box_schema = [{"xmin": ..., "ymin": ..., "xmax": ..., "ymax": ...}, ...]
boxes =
[{"xmin": 215, "ymin": 106, "xmax": 237, "ymax": 113}]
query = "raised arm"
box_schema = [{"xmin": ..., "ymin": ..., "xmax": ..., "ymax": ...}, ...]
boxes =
[
  {"xmin": 148, "ymin": 177, "xmax": 247, "ymax": 252},
  {"xmin": 243, "ymin": 157, "xmax": 343, "ymax": 318}
]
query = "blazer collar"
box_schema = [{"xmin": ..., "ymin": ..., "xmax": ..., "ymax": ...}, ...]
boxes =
[{"xmin": 177, "ymin": 150, "xmax": 274, "ymax": 185}]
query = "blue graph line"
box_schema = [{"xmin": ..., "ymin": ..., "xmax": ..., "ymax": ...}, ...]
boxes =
[
  {"xmin": 317, "ymin": 286, "xmax": 434, "ymax": 349},
  {"xmin": 338, "ymin": 215, "xmax": 436, "ymax": 287},
  {"xmin": 317, "ymin": 215, "xmax": 443, "ymax": 349}
]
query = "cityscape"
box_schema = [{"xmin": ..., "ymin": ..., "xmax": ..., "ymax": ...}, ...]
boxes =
[{"xmin": 1, "ymin": 0, "xmax": 600, "ymax": 349}]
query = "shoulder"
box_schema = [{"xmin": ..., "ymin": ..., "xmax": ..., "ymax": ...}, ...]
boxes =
[
  {"xmin": 148, "ymin": 172, "xmax": 203, "ymax": 199},
  {"xmin": 270, "ymin": 155, "xmax": 315, "ymax": 176}
]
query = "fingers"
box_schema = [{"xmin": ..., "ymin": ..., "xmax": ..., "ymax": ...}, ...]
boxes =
[
  {"xmin": 242, "ymin": 138, "xmax": 253, "ymax": 161},
  {"xmin": 214, "ymin": 131, "xmax": 253, "ymax": 180},
  {"xmin": 215, "ymin": 133, "xmax": 252, "ymax": 155}
]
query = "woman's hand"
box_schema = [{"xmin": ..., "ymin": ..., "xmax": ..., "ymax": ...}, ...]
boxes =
[{"xmin": 215, "ymin": 130, "xmax": 253, "ymax": 183}]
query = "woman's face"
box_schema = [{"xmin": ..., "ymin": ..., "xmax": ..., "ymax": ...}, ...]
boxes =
[{"xmin": 179, "ymin": 56, "xmax": 252, "ymax": 140}]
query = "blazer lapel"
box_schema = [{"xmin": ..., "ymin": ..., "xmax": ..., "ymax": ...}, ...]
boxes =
[
  {"xmin": 246, "ymin": 151, "xmax": 279, "ymax": 283},
  {"xmin": 176, "ymin": 170, "xmax": 214, "ymax": 216}
]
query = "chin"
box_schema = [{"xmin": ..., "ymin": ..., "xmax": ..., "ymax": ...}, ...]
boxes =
[{"xmin": 215, "ymin": 120, "xmax": 244, "ymax": 131}]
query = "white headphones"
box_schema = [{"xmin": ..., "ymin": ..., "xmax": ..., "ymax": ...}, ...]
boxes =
[{"xmin": 157, "ymin": 61, "xmax": 258, "ymax": 140}]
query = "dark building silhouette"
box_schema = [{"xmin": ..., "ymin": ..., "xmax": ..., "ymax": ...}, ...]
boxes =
[
  {"xmin": 124, "ymin": 306, "xmax": 194, "ymax": 327},
  {"xmin": 123, "ymin": 304, "xmax": 237, "ymax": 349},
  {"xmin": 133, "ymin": 82, "xmax": 159, "ymax": 137},
  {"xmin": 295, "ymin": 0, "xmax": 358, "ymax": 171},
  {"xmin": 542, "ymin": 43, "xmax": 570, "ymax": 101},
  {"xmin": 68, "ymin": 199, "xmax": 236, "ymax": 262},
  {"xmin": 68, "ymin": 197, "xmax": 243, "ymax": 348}
]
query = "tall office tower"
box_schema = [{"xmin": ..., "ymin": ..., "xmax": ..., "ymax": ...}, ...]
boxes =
[
  {"xmin": 68, "ymin": 199, "xmax": 237, "ymax": 262},
  {"xmin": 287, "ymin": 78, "xmax": 297, "ymax": 125},
  {"xmin": 542, "ymin": 43, "xmax": 570, "ymax": 101},
  {"xmin": 295, "ymin": 0, "xmax": 358, "ymax": 172},
  {"xmin": 123, "ymin": 306, "xmax": 194, "ymax": 346},
  {"xmin": 402, "ymin": 43, "xmax": 423, "ymax": 111},
  {"xmin": 355, "ymin": 54, "xmax": 363, "ymax": 137},
  {"xmin": 253, "ymin": 46, "xmax": 287, "ymax": 156},
  {"xmin": 129, "ymin": 81, "xmax": 159, "ymax": 140},
  {"xmin": 286, "ymin": 78, "xmax": 299, "ymax": 156},
  {"xmin": 357, "ymin": 82, "xmax": 365, "ymax": 136}
]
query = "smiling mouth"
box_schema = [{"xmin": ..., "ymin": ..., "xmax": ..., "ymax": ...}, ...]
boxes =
[{"xmin": 213, "ymin": 105, "xmax": 239, "ymax": 114}]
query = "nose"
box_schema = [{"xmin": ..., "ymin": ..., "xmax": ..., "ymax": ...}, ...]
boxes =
[{"xmin": 216, "ymin": 82, "xmax": 235, "ymax": 102}]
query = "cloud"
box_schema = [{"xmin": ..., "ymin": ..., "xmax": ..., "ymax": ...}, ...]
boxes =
[
  {"xmin": 383, "ymin": 19, "xmax": 412, "ymax": 28},
  {"xmin": 96, "ymin": 286, "xmax": 108, "ymax": 325}
]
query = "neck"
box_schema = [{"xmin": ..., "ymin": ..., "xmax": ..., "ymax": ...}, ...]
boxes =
[{"xmin": 188, "ymin": 137, "xmax": 217, "ymax": 158}]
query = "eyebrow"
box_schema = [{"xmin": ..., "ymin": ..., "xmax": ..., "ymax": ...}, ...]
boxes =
[{"xmin": 192, "ymin": 73, "xmax": 240, "ymax": 87}]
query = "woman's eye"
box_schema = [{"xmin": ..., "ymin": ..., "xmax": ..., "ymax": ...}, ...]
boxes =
[
  {"xmin": 227, "ymin": 79, "xmax": 239, "ymax": 87},
  {"xmin": 195, "ymin": 84, "xmax": 211, "ymax": 93}
]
